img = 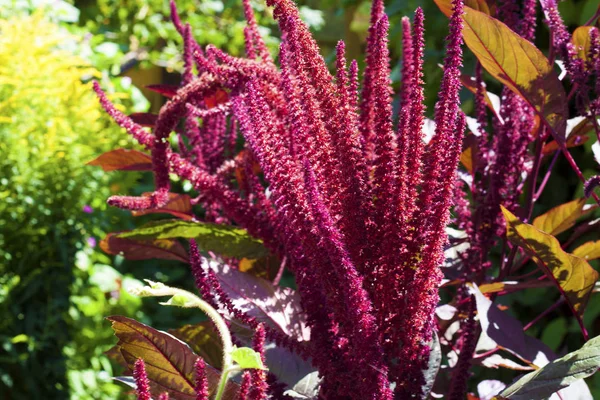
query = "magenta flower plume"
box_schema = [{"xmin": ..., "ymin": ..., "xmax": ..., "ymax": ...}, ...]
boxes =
[
  {"xmin": 158, "ymin": 393, "xmax": 170, "ymax": 400},
  {"xmin": 133, "ymin": 358, "xmax": 151, "ymax": 400},
  {"xmin": 97, "ymin": 1, "xmax": 474, "ymax": 398},
  {"xmin": 238, "ymin": 371, "xmax": 251, "ymax": 400},
  {"xmin": 194, "ymin": 358, "xmax": 209, "ymax": 400},
  {"xmin": 249, "ymin": 324, "xmax": 268, "ymax": 400}
]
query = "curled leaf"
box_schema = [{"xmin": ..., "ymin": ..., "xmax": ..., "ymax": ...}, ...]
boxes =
[{"xmin": 87, "ymin": 148, "xmax": 153, "ymax": 171}]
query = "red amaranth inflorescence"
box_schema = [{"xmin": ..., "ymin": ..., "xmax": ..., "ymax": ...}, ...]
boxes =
[{"xmin": 96, "ymin": 0, "xmax": 468, "ymax": 398}]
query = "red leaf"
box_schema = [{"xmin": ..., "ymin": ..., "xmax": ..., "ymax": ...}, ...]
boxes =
[
  {"xmin": 204, "ymin": 89, "xmax": 229, "ymax": 109},
  {"xmin": 100, "ymin": 233, "xmax": 189, "ymax": 263},
  {"xmin": 168, "ymin": 322, "xmax": 223, "ymax": 370},
  {"xmin": 132, "ymin": 193, "xmax": 194, "ymax": 220},
  {"xmin": 87, "ymin": 148, "xmax": 153, "ymax": 172},
  {"xmin": 130, "ymin": 112, "xmax": 159, "ymax": 127},
  {"xmin": 107, "ymin": 316, "xmax": 238, "ymax": 400},
  {"xmin": 146, "ymin": 84, "xmax": 179, "ymax": 98}
]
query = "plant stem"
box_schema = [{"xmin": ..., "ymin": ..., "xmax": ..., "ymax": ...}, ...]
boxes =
[{"xmin": 178, "ymin": 289, "xmax": 234, "ymax": 400}]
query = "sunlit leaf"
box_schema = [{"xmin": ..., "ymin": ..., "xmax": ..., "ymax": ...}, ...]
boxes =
[
  {"xmin": 87, "ymin": 148, "xmax": 153, "ymax": 171},
  {"xmin": 107, "ymin": 316, "xmax": 238, "ymax": 399},
  {"xmin": 230, "ymin": 347, "xmax": 266, "ymax": 370},
  {"xmin": 496, "ymin": 335, "xmax": 600, "ymax": 400},
  {"xmin": 117, "ymin": 219, "xmax": 267, "ymax": 259},
  {"xmin": 169, "ymin": 322, "xmax": 223, "ymax": 370},
  {"xmin": 460, "ymin": 134, "xmax": 479, "ymax": 175},
  {"xmin": 207, "ymin": 261, "xmax": 310, "ymax": 341},
  {"xmin": 435, "ymin": 1, "xmax": 568, "ymax": 138},
  {"xmin": 100, "ymin": 233, "xmax": 188, "ymax": 263},
  {"xmin": 572, "ymin": 241, "xmax": 600, "ymax": 261},
  {"xmin": 532, "ymin": 198, "xmax": 589, "ymax": 236},
  {"xmin": 132, "ymin": 193, "xmax": 194, "ymax": 220},
  {"xmin": 238, "ymin": 255, "xmax": 282, "ymax": 281},
  {"xmin": 572, "ymin": 27, "xmax": 594, "ymax": 61},
  {"xmin": 502, "ymin": 207, "xmax": 599, "ymax": 318}
]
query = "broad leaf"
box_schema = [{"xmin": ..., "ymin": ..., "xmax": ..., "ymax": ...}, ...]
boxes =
[
  {"xmin": 238, "ymin": 255, "xmax": 282, "ymax": 281},
  {"xmin": 169, "ymin": 322, "xmax": 223, "ymax": 369},
  {"xmin": 230, "ymin": 347, "xmax": 266, "ymax": 370},
  {"xmin": 463, "ymin": 0, "xmax": 496, "ymax": 15},
  {"xmin": 107, "ymin": 316, "xmax": 238, "ymax": 400},
  {"xmin": 470, "ymin": 284, "xmax": 555, "ymax": 366},
  {"xmin": 207, "ymin": 260, "xmax": 310, "ymax": 341},
  {"xmin": 435, "ymin": 1, "xmax": 567, "ymax": 138},
  {"xmin": 117, "ymin": 219, "xmax": 267, "ymax": 259},
  {"xmin": 572, "ymin": 27, "xmax": 594, "ymax": 61},
  {"xmin": 572, "ymin": 241, "xmax": 600, "ymax": 261},
  {"xmin": 87, "ymin": 148, "xmax": 152, "ymax": 171},
  {"xmin": 496, "ymin": 335, "xmax": 600, "ymax": 400},
  {"xmin": 502, "ymin": 207, "xmax": 598, "ymax": 319},
  {"xmin": 132, "ymin": 193, "xmax": 194, "ymax": 220},
  {"xmin": 263, "ymin": 343, "xmax": 315, "ymax": 389},
  {"xmin": 532, "ymin": 198, "xmax": 588, "ymax": 236},
  {"xmin": 100, "ymin": 233, "xmax": 188, "ymax": 263}
]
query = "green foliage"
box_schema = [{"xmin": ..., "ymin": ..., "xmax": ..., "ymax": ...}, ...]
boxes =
[
  {"xmin": 118, "ymin": 219, "xmax": 268, "ymax": 259},
  {"xmin": 498, "ymin": 335, "xmax": 600, "ymax": 400},
  {"xmin": 75, "ymin": 0, "xmax": 283, "ymax": 70},
  {"xmin": 0, "ymin": 12, "xmax": 142, "ymax": 398}
]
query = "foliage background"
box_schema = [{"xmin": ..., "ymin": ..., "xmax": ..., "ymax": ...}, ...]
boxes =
[{"xmin": 0, "ymin": 0, "xmax": 599, "ymax": 398}]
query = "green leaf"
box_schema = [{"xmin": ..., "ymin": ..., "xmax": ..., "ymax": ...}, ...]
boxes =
[
  {"xmin": 117, "ymin": 219, "xmax": 267, "ymax": 259},
  {"xmin": 496, "ymin": 335, "xmax": 600, "ymax": 400},
  {"xmin": 230, "ymin": 347, "xmax": 266, "ymax": 370},
  {"xmin": 502, "ymin": 207, "xmax": 598, "ymax": 319},
  {"xmin": 434, "ymin": 1, "xmax": 568, "ymax": 138},
  {"xmin": 532, "ymin": 198, "xmax": 591, "ymax": 236},
  {"xmin": 107, "ymin": 316, "xmax": 238, "ymax": 399}
]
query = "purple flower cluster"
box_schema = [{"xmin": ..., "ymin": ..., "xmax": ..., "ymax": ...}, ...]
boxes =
[{"xmin": 97, "ymin": 0, "xmax": 467, "ymax": 398}]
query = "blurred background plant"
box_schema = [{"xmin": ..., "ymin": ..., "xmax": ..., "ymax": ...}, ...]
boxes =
[
  {"xmin": 0, "ymin": 6, "xmax": 147, "ymax": 399},
  {"xmin": 1, "ymin": 0, "xmax": 599, "ymax": 398}
]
